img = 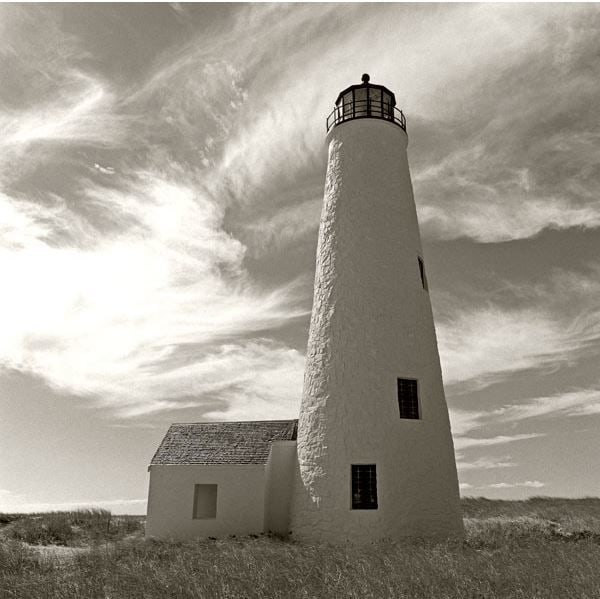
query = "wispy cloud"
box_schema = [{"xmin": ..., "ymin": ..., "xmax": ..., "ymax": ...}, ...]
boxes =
[
  {"xmin": 454, "ymin": 433, "xmax": 543, "ymax": 452},
  {"xmin": 418, "ymin": 190, "xmax": 600, "ymax": 244},
  {"xmin": 456, "ymin": 456, "xmax": 516, "ymax": 472},
  {"xmin": 125, "ymin": 3, "xmax": 600, "ymax": 253},
  {"xmin": 488, "ymin": 481, "xmax": 545, "ymax": 489},
  {"xmin": 0, "ymin": 170, "xmax": 307, "ymax": 418},
  {"xmin": 241, "ymin": 198, "xmax": 322, "ymax": 256},
  {"xmin": 415, "ymin": 144, "xmax": 600, "ymax": 243},
  {"xmin": 460, "ymin": 480, "xmax": 545, "ymax": 491},
  {"xmin": 450, "ymin": 408, "xmax": 543, "ymax": 452},
  {"xmin": 439, "ymin": 307, "xmax": 598, "ymax": 389},
  {"xmin": 1, "ymin": 72, "xmax": 122, "ymax": 149},
  {"xmin": 411, "ymin": 5, "xmax": 600, "ymax": 243},
  {"xmin": 94, "ymin": 163, "xmax": 115, "ymax": 175},
  {"xmin": 437, "ymin": 267, "xmax": 600, "ymax": 391},
  {"xmin": 494, "ymin": 389, "xmax": 600, "ymax": 421},
  {"xmin": 450, "ymin": 386, "xmax": 600, "ymax": 453}
]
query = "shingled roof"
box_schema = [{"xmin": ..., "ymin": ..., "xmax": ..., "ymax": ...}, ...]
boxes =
[{"xmin": 150, "ymin": 419, "xmax": 298, "ymax": 466}]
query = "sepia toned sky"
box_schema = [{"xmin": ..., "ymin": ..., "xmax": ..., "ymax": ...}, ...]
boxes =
[{"xmin": 1, "ymin": 3, "xmax": 600, "ymax": 514}]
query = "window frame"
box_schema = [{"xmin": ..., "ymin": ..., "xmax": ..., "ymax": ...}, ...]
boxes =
[
  {"xmin": 397, "ymin": 377, "xmax": 421, "ymax": 420},
  {"xmin": 350, "ymin": 464, "xmax": 379, "ymax": 510}
]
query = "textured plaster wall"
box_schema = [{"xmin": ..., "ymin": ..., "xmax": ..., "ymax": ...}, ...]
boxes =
[
  {"xmin": 264, "ymin": 441, "xmax": 297, "ymax": 535},
  {"xmin": 290, "ymin": 118, "xmax": 463, "ymax": 542},
  {"xmin": 146, "ymin": 465, "xmax": 265, "ymax": 539}
]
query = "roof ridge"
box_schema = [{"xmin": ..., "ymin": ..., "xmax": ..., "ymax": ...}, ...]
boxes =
[{"xmin": 169, "ymin": 418, "xmax": 298, "ymax": 425}]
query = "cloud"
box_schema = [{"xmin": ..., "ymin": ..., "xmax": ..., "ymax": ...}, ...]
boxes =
[
  {"xmin": 450, "ymin": 408, "xmax": 544, "ymax": 453},
  {"xmin": 494, "ymin": 388, "xmax": 600, "ymax": 422},
  {"xmin": 129, "ymin": 3, "xmax": 599, "ymax": 251},
  {"xmin": 0, "ymin": 7, "xmax": 133, "ymax": 185},
  {"xmin": 418, "ymin": 191, "xmax": 600, "ymax": 244},
  {"xmin": 241, "ymin": 198, "xmax": 322, "ymax": 256},
  {"xmin": 456, "ymin": 457, "xmax": 516, "ymax": 472},
  {"xmin": 1, "ymin": 72, "xmax": 121, "ymax": 149},
  {"xmin": 114, "ymin": 340, "xmax": 305, "ymax": 420},
  {"xmin": 459, "ymin": 481, "xmax": 545, "ymax": 491},
  {"xmin": 438, "ymin": 307, "xmax": 599, "ymax": 389},
  {"xmin": 94, "ymin": 163, "xmax": 116, "ymax": 175},
  {"xmin": 449, "ymin": 409, "xmax": 487, "ymax": 437},
  {"xmin": 453, "ymin": 433, "xmax": 543, "ymax": 451},
  {"xmin": 0, "ymin": 14, "xmax": 126, "ymax": 132},
  {"xmin": 409, "ymin": 6, "xmax": 600, "ymax": 243},
  {"xmin": 488, "ymin": 481, "xmax": 545, "ymax": 489},
  {"xmin": 437, "ymin": 267, "xmax": 600, "ymax": 391},
  {"xmin": 0, "ymin": 171, "xmax": 308, "ymax": 418},
  {"xmin": 450, "ymin": 387, "xmax": 600, "ymax": 456}
]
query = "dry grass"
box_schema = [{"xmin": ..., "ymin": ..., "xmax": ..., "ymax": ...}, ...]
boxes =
[
  {"xmin": 0, "ymin": 509, "xmax": 144, "ymax": 546},
  {"xmin": 1, "ymin": 498, "xmax": 600, "ymax": 598}
]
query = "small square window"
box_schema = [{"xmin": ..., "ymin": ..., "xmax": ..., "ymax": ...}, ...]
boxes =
[
  {"xmin": 193, "ymin": 484, "xmax": 217, "ymax": 519},
  {"xmin": 418, "ymin": 257, "xmax": 428, "ymax": 290},
  {"xmin": 351, "ymin": 464, "xmax": 378, "ymax": 510},
  {"xmin": 398, "ymin": 378, "xmax": 420, "ymax": 419}
]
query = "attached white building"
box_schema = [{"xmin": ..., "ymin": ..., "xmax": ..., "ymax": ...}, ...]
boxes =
[
  {"xmin": 146, "ymin": 420, "xmax": 297, "ymax": 540},
  {"xmin": 146, "ymin": 74, "xmax": 463, "ymax": 542}
]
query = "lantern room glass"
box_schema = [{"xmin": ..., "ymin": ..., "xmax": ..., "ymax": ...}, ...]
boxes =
[{"xmin": 334, "ymin": 87, "xmax": 396, "ymax": 121}]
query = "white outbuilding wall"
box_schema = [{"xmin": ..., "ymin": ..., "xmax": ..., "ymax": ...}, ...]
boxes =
[
  {"xmin": 264, "ymin": 441, "xmax": 297, "ymax": 535},
  {"xmin": 146, "ymin": 464, "xmax": 266, "ymax": 540}
]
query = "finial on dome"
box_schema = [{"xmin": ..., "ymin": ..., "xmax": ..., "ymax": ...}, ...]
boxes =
[{"xmin": 361, "ymin": 73, "xmax": 370, "ymax": 84}]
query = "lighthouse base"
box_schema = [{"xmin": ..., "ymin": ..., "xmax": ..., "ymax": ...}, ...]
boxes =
[{"xmin": 289, "ymin": 455, "xmax": 464, "ymax": 543}]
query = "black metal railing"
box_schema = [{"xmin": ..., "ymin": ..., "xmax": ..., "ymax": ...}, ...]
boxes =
[{"xmin": 326, "ymin": 99, "xmax": 406, "ymax": 133}]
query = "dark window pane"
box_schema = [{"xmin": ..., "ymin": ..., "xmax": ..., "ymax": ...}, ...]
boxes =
[
  {"xmin": 369, "ymin": 88, "xmax": 382, "ymax": 102},
  {"xmin": 351, "ymin": 464, "xmax": 378, "ymax": 509},
  {"xmin": 398, "ymin": 378, "xmax": 420, "ymax": 419},
  {"xmin": 343, "ymin": 92, "xmax": 353, "ymax": 117},
  {"xmin": 354, "ymin": 87, "xmax": 367, "ymax": 117},
  {"xmin": 418, "ymin": 257, "xmax": 428, "ymax": 290},
  {"xmin": 382, "ymin": 91, "xmax": 394, "ymax": 119},
  {"xmin": 369, "ymin": 87, "xmax": 382, "ymax": 117}
]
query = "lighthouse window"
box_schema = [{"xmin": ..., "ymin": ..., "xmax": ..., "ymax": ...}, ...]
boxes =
[
  {"xmin": 343, "ymin": 91, "xmax": 353, "ymax": 118},
  {"xmin": 351, "ymin": 464, "xmax": 378, "ymax": 510},
  {"xmin": 355, "ymin": 86, "xmax": 367, "ymax": 117},
  {"xmin": 369, "ymin": 87, "xmax": 382, "ymax": 117},
  {"xmin": 382, "ymin": 91, "xmax": 394, "ymax": 119},
  {"xmin": 418, "ymin": 257, "xmax": 428, "ymax": 290},
  {"xmin": 397, "ymin": 378, "xmax": 420, "ymax": 419}
]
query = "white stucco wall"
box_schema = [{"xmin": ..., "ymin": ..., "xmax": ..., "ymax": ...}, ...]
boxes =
[
  {"xmin": 264, "ymin": 441, "xmax": 297, "ymax": 535},
  {"xmin": 146, "ymin": 465, "xmax": 266, "ymax": 540},
  {"xmin": 290, "ymin": 117, "xmax": 463, "ymax": 542}
]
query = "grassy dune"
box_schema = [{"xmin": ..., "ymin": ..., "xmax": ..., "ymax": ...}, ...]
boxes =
[{"xmin": 1, "ymin": 498, "xmax": 600, "ymax": 598}]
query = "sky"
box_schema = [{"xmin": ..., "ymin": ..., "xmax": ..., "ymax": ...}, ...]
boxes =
[{"xmin": 1, "ymin": 3, "xmax": 600, "ymax": 515}]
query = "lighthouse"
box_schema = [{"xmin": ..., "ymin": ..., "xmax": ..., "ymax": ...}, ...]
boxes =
[{"xmin": 290, "ymin": 75, "xmax": 463, "ymax": 541}]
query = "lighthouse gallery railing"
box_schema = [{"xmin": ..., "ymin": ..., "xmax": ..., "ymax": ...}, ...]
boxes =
[{"xmin": 326, "ymin": 99, "xmax": 406, "ymax": 133}]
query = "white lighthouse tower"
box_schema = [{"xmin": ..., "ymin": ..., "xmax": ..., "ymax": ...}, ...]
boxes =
[{"xmin": 290, "ymin": 75, "xmax": 463, "ymax": 542}]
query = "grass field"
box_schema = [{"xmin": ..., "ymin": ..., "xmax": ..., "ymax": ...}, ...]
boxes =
[{"xmin": 1, "ymin": 498, "xmax": 600, "ymax": 598}]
